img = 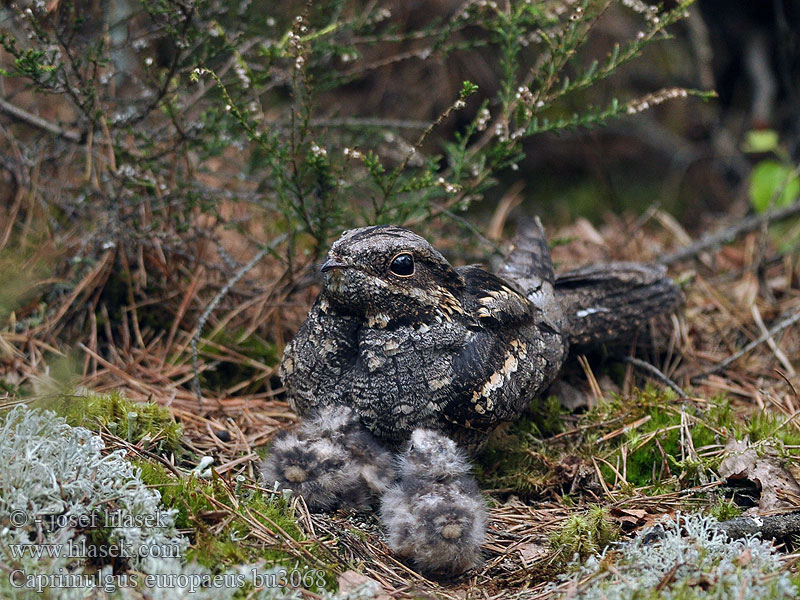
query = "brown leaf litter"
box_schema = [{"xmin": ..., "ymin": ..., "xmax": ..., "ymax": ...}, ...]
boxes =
[{"xmin": 1, "ymin": 205, "xmax": 800, "ymax": 598}]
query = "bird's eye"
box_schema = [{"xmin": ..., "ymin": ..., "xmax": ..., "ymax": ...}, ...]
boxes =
[{"xmin": 388, "ymin": 252, "xmax": 415, "ymax": 277}]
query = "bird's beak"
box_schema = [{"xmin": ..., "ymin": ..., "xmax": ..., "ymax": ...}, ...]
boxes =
[{"xmin": 321, "ymin": 257, "xmax": 347, "ymax": 272}]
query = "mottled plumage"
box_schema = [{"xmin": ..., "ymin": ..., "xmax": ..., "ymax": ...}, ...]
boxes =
[
  {"xmin": 380, "ymin": 429, "xmax": 487, "ymax": 574},
  {"xmin": 299, "ymin": 405, "xmax": 396, "ymax": 498},
  {"xmin": 280, "ymin": 221, "xmax": 681, "ymax": 451},
  {"xmin": 398, "ymin": 428, "xmax": 471, "ymax": 483}
]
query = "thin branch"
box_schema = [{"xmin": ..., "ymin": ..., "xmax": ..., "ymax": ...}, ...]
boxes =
[
  {"xmin": 716, "ymin": 511, "xmax": 800, "ymax": 542},
  {"xmin": 620, "ymin": 356, "xmax": 687, "ymax": 398},
  {"xmin": 0, "ymin": 98, "xmax": 82, "ymax": 142},
  {"xmin": 191, "ymin": 233, "xmax": 288, "ymax": 402},
  {"xmin": 659, "ymin": 198, "xmax": 800, "ymax": 265},
  {"xmin": 309, "ymin": 117, "xmax": 429, "ymax": 130},
  {"xmin": 691, "ymin": 308, "xmax": 800, "ymax": 384}
]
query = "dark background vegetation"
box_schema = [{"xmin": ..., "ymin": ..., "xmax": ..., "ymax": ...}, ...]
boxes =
[
  {"xmin": 0, "ymin": 0, "xmax": 798, "ymax": 447},
  {"xmin": 0, "ymin": 0, "xmax": 798, "ymax": 450},
  {"xmin": 2, "ymin": 2, "xmax": 800, "ymax": 597}
]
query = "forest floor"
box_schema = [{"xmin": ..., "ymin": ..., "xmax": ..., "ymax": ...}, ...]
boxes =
[{"xmin": 2, "ymin": 206, "xmax": 800, "ymax": 599}]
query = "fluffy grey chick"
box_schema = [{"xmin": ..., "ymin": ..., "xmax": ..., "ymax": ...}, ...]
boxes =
[
  {"xmin": 381, "ymin": 428, "xmax": 487, "ymax": 575},
  {"xmin": 299, "ymin": 405, "xmax": 397, "ymax": 504},
  {"xmin": 260, "ymin": 431, "xmax": 361, "ymax": 511},
  {"xmin": 261, "ymin": 405, "xmax": 396, "ymax": 511},
  {"xmin": 397, "ymin": 427, "xmax": 472, "ymax": 483}
]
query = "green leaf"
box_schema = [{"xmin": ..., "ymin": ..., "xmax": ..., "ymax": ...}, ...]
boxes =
[
  {"xmin": 742, "ymin": 129, "xmax": 780, "ymax": 154},
  {"xmin": 460, "ymin": 80, "xmax": 479, "ymax": 98},
  {"xmin": 749, "ymin": 160, "xmax": 800, "ymax": 213}
]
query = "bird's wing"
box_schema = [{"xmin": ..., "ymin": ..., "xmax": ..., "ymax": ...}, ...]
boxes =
[
  {"xmin": 458, "ymin": 265, "xmax": 533, "ymax": 326},
  {"xmin": 279, "ymin": 296, "xmax": 360, "ymax": 415},
  {"xmin": 446, "ymin": 266, "xmax": 552, "ymax": 426}
]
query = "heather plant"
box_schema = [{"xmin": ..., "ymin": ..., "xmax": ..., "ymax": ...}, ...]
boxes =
[
  {"xmin": 0, "ymin": 0, "xmax": 710, "ymax": 401},
  {"xmin": 189, "ymin": 0, "xmax": 708, "ymax": 251},
  {"xmin": 0, "ymin": 1, "xmax": 708, "ymax": 356}
]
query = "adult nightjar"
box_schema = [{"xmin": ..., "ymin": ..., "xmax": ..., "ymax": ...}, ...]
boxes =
[{"xmin": 280, "ymin": 220, "xmax": 681, "ymax": 452}]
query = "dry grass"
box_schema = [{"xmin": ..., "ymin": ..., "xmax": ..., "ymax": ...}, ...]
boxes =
[{"xmin": 1, "ymin": 201, "xmax": 800, "ymax": 597}]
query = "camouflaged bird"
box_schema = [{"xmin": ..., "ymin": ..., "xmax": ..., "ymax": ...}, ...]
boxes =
[
  {"xmin": 279, "ymin": 221, "xmax": 681, "ymax": 452},
  {"xmin": 381, "ymin": 429, "xmax": 487, "ymax": 574}
]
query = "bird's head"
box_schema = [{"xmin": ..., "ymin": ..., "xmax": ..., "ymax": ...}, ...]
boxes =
[{"xmin": 319, "ymin": 226, "xmax": 465, "ymax": 327}]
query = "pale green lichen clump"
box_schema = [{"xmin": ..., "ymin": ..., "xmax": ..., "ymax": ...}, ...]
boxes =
[
  {"xmin": 0, "ymin": 405, "xmax": 381, "ymax": 599},
  {"xmin": 0, "ymin": 404, "xmax": 194, "ymax": 599},
  {"xmin": 551, "ymin": 513, "xmax": 797, "ymax": 600}
]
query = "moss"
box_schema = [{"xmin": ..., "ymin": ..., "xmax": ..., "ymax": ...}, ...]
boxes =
[
  {"xmin": 475, "ymin": 440, "xmax": 552, "ymax": 495},
  {"xmin": 0, "ymin": 378, "xmax": 21, "ymax": 396},
  {"xmin": 588, "ymin": 388, "xmax": 726, "ymax": 490},
  {"xmin": 41, "ymin": 390, "xmax": 183, "ymax": 455},
  {"xmin": 134, "ymin": 459, "xmax": 336, "ymax": 591},
  {"xmin": 708, "ymin": 498, "xmax": 743, "ymax": 522},
  {"xmin": 534, "ymin": 395, "xmax": 568, "ymax": 437},
  {"xmin": 739, "ymin": 410, "xmax": 800, "ymax": 449},
  {"xmin": 475, "ymin": 395, "xmax": 568, "ymax": 495},
  {"xmin": 549, "ymin": 505, "xmax": 619, "ymax": 562},
  {"xmin": 477, "ymin": 388, "xmax": 739, "ymax": 499}
]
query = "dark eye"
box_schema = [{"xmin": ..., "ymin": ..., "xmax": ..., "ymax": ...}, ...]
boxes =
[{"xmin": 389, "ymin": 252, "xmax": 414, "ymax": 277}]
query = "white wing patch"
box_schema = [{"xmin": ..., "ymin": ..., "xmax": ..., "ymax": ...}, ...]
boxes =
[
  {"xmin": 367, "ymin": 312, "xmax": 391, "ymax": 328},
  {"xmin": 477, "ymin": 286, "xmax": 529, "ymax": 320},
  {"xmin": 575, "ymin": 306, "xmax": 610, "ymax": 318}
]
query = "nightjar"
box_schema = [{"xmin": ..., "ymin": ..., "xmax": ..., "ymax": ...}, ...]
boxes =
[
  {"xmin": 380, "ymin": 429, "xmax": 487, "ymax": 574},
  {"xmin": 260, "ymin": 432, "xmax": 358, "ymax": 511},
  {"xmin": 260, "ymin": 405, "xmax": 395, "ymax": 510},
  {"xmin": 280, "ymin": 220, "xmax": 681, "ymax": 451}
]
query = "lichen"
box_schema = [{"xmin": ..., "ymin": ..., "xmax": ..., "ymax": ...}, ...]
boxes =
[
  {"xmin": 0, "ymin": 404, "xmax": 189, "ymax": 599},
  {"xmin": 550, "ymin": 513, "xmax": 797, "ymax": 600},
  {"xmin": 0, "ymin": 405, "xmax": 346, "ymax": 599}
]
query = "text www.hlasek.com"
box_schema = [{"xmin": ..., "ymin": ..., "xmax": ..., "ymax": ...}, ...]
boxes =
[{"xmin": 8, "ymin": 538, "xmax": 182, "ymax": 560}]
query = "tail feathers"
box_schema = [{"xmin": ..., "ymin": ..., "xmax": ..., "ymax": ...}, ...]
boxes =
[
  {"xmin": 555, "ymin": 262, "xmax": 682, "ymax": 349},
  {"xmin": 498, "ymin": 217, "xmax": 555, "ymax": 293},
  {"xmin": 499, "ymin": 217, "xmax": 564, "ymax": 329}
]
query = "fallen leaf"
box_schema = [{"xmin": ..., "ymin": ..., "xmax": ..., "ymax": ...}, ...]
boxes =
[
  {"xmin": 718, "ymin": 437, "xmax": 800, "ymax": 512},
  {"xmin": 610, "ymin": 507, "xmax": 649, "ymax": 529},
  {"xmin": 517, "ymin": 542, "xmax": 549, "ymax": 566}
]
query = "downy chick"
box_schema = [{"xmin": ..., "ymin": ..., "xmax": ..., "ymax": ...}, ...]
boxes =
[{"xmin": 380, "ymin": 428, "xmax": 487, "ymax": 574}]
